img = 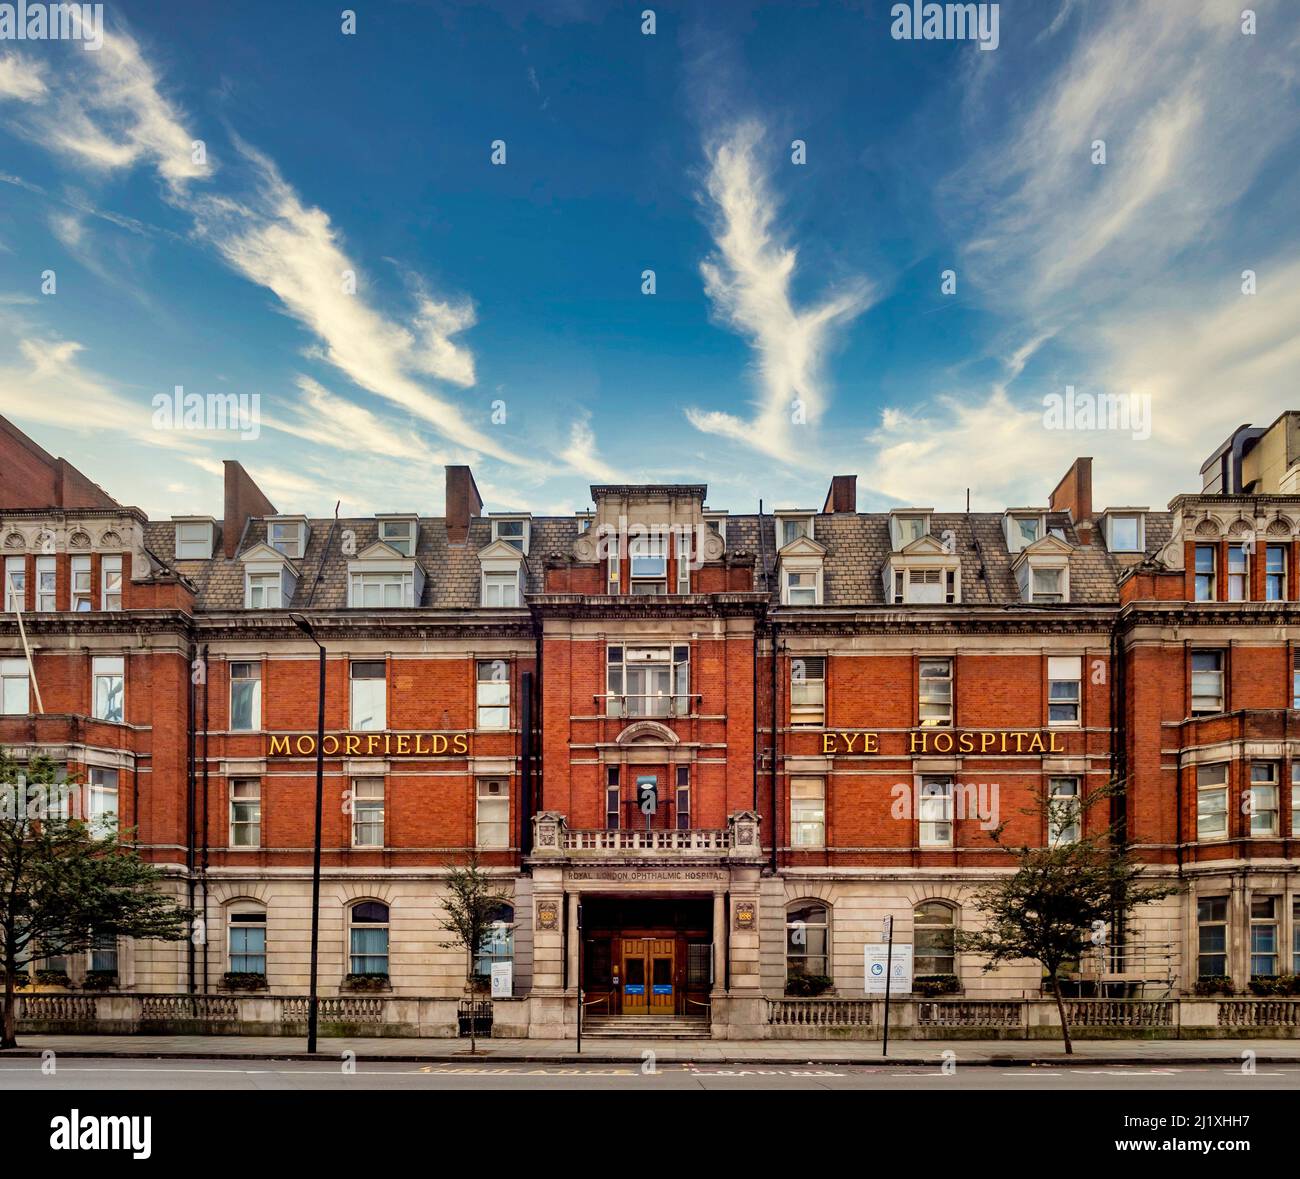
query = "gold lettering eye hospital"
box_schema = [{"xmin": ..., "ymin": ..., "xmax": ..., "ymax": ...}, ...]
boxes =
[
  {"xmin": 267, "ymin": 733, "xmax": 471, "ymax": 757},
  {"xmin": 821, "ymin": 730, "xmax": 1066, "ymax": 755}
]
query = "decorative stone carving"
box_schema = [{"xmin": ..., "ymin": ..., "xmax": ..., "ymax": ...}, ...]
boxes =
[
  {"xmin": 2, "ymin": 531, "xmax": 24, "ymax": 550},
  {"xmin": 100, "ymin": 529, "xmax": 123, "ymax": 549},
  {"xmin": 1267, "ymin": 517, "xmax": 1293, "ymax": 536},
  {"xmin": 535, "ymin": 898, "xmax": 560, "ymax": 931},
  {"xmin": 68, "ymin": 530, "xmax": 92, "ymax": 549},
  {"xmin": 1193, "ymin": 518, "xmax": 1221, "ymax": 537},
  {"xmin": 728, "ymin": 809, "xmax": 761, "ymax": 850},
  {"xmin": 1227, "ymin": 518, "xmax": 1253, "ymax": 537},
  {"xmin": 531, "ymin": 811, "xmax": 566, "ymax": 853}
]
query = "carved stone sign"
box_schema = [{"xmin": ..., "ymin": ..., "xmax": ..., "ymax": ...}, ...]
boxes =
[{"xmin": 567, "ymin": 869, "xmax": 729, "ymax": 883}]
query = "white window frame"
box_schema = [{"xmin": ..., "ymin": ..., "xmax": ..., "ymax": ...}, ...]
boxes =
[
  {"xmin": 377, "ymin": 518, "xmax": 417, "ymax": 557},
  {"xmin": 476, "ymin": 778, "xmax": 510, "ymax": 848},
  {"xmin": 1266, "ymin": 543, "xmax": 1288, "ymax": 601},
  {"xmin": 1196, "ymin": 763, "xmax": 1228, "ymax": 841},
  {"xmin": 790, "ymin": 777, "xmax": 825, "ymax": 848},
  {"xmin": 100, "ymin": 555, "xmax": 122, "ymax": 611},
  {"xmin": 350, "ymin": 661, "xmax": 387, "ymax": 731},
  {"xmin": 267, "ymin": 519, "xmax": 306, "ymax": 559},
  {"xmin": 1227, "ymin": 542, "xmax": 1249, "ymax": 602},
  {"xmin": 1048, "ymin": 777, "xmax": 1080, "ymax": 845},
  {"xmin": 0, "ymin": 658, "xmax": 29, "ymax": 715},
  {"xmin": 629, "ymin": 532, "xmax": 668, "ymax": 594},
  {"xmin": 351, "ymin": 778, "xmax": 385, "ymax": 848},
  {"xmin": 1292, "ymin": 762, "xmax": 1300, "ymax": 837},
  {"xmin": 1190, "ymin": 649, "xmax": 1224, "ymax": 715},
  {"xmin": 476, "ymin": 660, "xmax": 511, "ymax": 729},
  {"xmin": 604, "ymin": 645, "xmax": 690, "ymax": 719},
  {"xmin": 92, "ymin": 656, "xmax": 124, "ymax": 723},
  {"xmin": 490, "ymin": 516, "xmax": 530, "ymax": 555},
  {"xmin": 246, "ymin": 570, "xmax": 286, "ymax": 609},
  {"xmin": 782, "ymin": 566, "xmax": 822, "ymax": 606},
  {"xmin": 229, "ymin": 661, "xmax": 262, "ymax": 732},
  {"xmin": 919, "ymin": 776, "xmax": 954, "ymax": 847},
  {"xmin": 1194, "ymin": 544, "xmax": 1217, "ymax": 601},
  {"xmin": 1248, "ymin": 763, "xmax": 1279, "ymax": 836},
  {"xmin": 1028, "ymin": 563, "xmax": 1067, "ymax": 603},
  {"xmin": 1250, "ymin": 896, "xmax": 1279, "ymax": 978},
  {"xmin": 1047, "ymin": 656, "xmax": 1082, "ymax": 726},
  {"xmin": 481, "ymin": 569, "xmax": 521, "ymax": 608},
  {"xmin": 4, "ymin": 556, "xmax": 25, "ymax": 612},
  {"xmin": 889, "ymin": 512, "xmax": 931, "ymax": 550},
  {"xmin": 1005, "ymin": 513, "xmax": 1043, "ymax": 553},
  {"xmin": 88, "ymin": 766, "xmax": 119, "ymax": 836},
  {"xmin": 35, "ymin": 555, "xmax": 55, "ymax": 612},
  {"xmin": 1105, "ymin": 513, "xmax": 1144, "ymax": 553},
  {"xmin": 229, "ymin": 778, "xmax": 261, "ymax": 848},
  {"xmin": 174, "ymin": 519, "xmax": 215, "ymax": 559},
  {"xmin": 70, "ymin": 555, "xmax": 92, "ymax": 611},
  {"xmin": 790, "ymin": 656, "xmax": 826, "ymax": 727},
  {"xmin": 918, "ymin": 658, "xmax": 952, "ymax": 728},
  {"xmin": 777, "ymin": 514, "xmax": 814, "ymax": 549},
  {"xmin": 348, "ymin": 570, "xmax": 415, "ymax": 608}
]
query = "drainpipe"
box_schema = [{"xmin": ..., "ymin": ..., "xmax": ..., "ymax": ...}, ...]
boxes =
[
  {"xmin": 185, "ymin": 642, "xmax": 197, "ymax": 994},
  {"xmin": 201, "ymin": 643, "xmax": 210, "ymax": 993},
  {"xmin": 520, "ymin": 669, "xmax": 533, "ymax": 855},
  {"xmin": 769, "ymin": 621, "xmax": 779, "ymax": 875}
]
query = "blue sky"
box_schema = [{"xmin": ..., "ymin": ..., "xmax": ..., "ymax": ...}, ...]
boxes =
[{"xmin": 1, "ymin": 0, "xmax": 1298, "ymax": 521}]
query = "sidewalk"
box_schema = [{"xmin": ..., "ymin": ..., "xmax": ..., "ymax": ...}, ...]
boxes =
[{"xmin": 3, "ymin": 1034, "xmax": 1299, "ymax": 1066}]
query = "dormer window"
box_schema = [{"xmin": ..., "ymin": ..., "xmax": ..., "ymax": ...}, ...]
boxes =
[
  {"xmin": 268, "ymin": 518, "xmax": 307, "ymax": 559},
  {"xmin": 884, "ymin": 535, "xmax": 960, "ymax": 605},
  {"xmin": 892, "ymin": 567, "xmax": 958, "ymax": 604},
  {"xmin": 778, "ymin": 533, "xmax": 827, "ymax": 606},
  {"xmin": 778, "ymin": 513, "xmax": 814, "ymax": 548},
  {"xmin": 705, "ymin": 512, "xmax": 728, "ymax": 542},
  {"xmin": 576, "ymin": 513, "xmax": 594, "ymax": 534},
  {"xmin": 491, "ymin": 516, "xmax": 530, "ymax": 554},
  {"xmin": 377, "ymin": 517, "xmax": 418, "ymax": 557},
  {"xmin": 241, "ymin": 544, "xmax": 299, "ymax": 609},
  {"xmin": 347, "ymin": 542, "xmax": 425, "ymax": 608},
  {"xmin": 1104, "ymin": 511, "xmax": 1145, "ymax": 553},
  {"xmin": 479, "ymin": 537, "xmax": 525, "ymax": 607},
  {"xmin": 1005, "ymin": 512, "xmax": 1044, "ymax": 553},
  {"xmin": 173, "ymin": 518, "xmax": 215, "ymax": 559},
  {"xmin": 889, "ymin": 512, "xmax": 931, "ymax": 551},
  {"xmin": 1013, "ymin": 535, "xmax": 1073, "ymax": 604}
]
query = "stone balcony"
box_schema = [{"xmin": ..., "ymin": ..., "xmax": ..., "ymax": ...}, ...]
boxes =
[{"xmin": 529, "ymin": 810, "xmax": 762, "ymax": 862}]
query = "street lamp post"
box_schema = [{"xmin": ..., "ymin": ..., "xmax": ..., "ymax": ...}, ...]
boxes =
[{"xmin": 290, "ymin": 613, "xmax": 326, "ymax": 1054}]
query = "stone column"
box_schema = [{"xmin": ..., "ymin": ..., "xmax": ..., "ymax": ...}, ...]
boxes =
[{"xmin": 712, "ymin": 891, "xmax": 726, "ymax": 992}]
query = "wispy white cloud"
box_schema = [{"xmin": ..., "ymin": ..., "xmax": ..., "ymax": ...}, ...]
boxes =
[
  {"xmin": 559, "ymin": 413, "xmax": 618, "ymax": 481},
  {"xmin": 0, "ymin": 53, "xmax": 47, "ymax": 101},
  {"xmin": 686, "ymin": 120, "xmax": 874, "ymax": 464}
]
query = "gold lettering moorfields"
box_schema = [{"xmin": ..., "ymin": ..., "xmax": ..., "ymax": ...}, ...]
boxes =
[
  {"xmin": 268, "ymin": 733, "xmax": 470, "ymax": 756},
  {"xmin": 820, "ymin": 730, "xmax": 1066, "ymax": 755}
]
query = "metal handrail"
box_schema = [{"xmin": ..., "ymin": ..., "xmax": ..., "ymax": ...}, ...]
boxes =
[{"xmin": 593, "ymin": 693, "xmax": 702, "ymax": 719}]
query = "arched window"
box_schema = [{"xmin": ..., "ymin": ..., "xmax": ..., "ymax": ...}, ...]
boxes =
[
  {"xmin": 785, "ymin": 901, "xmax": 829, "ymax": 984},
  {"xmin": 914, "ymin": 901, "xmax": 956, "ymax": 978},
  {"xmin": 474, "ymin": 904, "xmax": 514, "ymax": 980},
  {"xmin": 349, "ymin": 901, "xmax": 389, "ymax": 976},
  {"xmin": 228, "ymin": 904, "xmax": 267, "ymax": 975}
]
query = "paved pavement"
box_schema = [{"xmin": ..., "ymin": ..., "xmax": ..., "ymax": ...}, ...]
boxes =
[
  {"xmin": 4, "ymin": 1033, "xmax": 1299, "ymax": 1066},
  {"xmin": 2, "ymin": 1056, "xmax": 1298, "ymax": 1090}
]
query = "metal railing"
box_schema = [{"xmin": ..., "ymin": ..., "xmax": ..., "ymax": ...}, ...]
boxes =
[{"xmin": 595, "ymin": 693, "xmax": 702, "ymax": 719}]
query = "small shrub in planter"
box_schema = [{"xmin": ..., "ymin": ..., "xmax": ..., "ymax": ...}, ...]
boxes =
[
  {"xmin": 80, "ymin": 971, "xmax": 118, "ymax": 992},
  {"xmin": 6, "ymin": 973, "xmax": 31, "ymax": 990},
  {"xmin": 1247, "ymin": 974, "xmax": 1298, "ymax": 997},
  {"xmin": 220, "ymin": 972, "xmax": 268, "ymax": 992},
  {"xmin": 342, "ymin": 973, "xmax": 389, "ymax": 992},
  {"xmin": 35, "ymin": 970, "xmax": 72, "ymax": 988},
  {"xmin": 784, "ymin": 974, "xmax": 833, "ymax": 997},
  {"xmin": 913, "ymin": 974, "xmax": 960, "ymax": 997},
  {"xmin": 1192, "ymin": 976, "xmax": 1233, "ymax": 997}
]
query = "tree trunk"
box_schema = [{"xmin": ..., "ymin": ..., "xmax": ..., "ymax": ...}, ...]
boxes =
[
  {"xmin": 1051, "ymin": 970, "xmax": 1073, "ymax": 1055},
  {"xmin": 1, "ymin": 959, "xmax": 16, "ymax": 1050}
]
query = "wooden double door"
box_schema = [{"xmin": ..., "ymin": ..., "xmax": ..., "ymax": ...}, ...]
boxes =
[{"xmin": 619, "ymin": 938, "xmax": 675, "ymax": 1015}]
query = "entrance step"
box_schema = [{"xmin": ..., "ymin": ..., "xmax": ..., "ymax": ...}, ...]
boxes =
[{"xmin": 583, "ymin": 1016, "xmax": 713, "ymax": 1040}]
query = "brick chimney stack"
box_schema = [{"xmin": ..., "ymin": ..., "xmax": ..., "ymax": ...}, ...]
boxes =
[
  {"xmin": 223, "ymin": 461, "xmax": 277, "ymax": 558},
  {"xmin": 1050, "ymin": 456, "xmax": 1094, "ymax": 544},
  {"xmin": 822, "ymin": 474, "xmax": 858, "ymax": 514},
  {"xmin": 445, "ymin": 465, "xmax": 484, "ymax": 546}
]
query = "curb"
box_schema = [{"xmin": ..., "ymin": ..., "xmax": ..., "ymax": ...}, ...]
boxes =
[{"xmin": 0, "ymin": 1048, "xmax": 1293, "ymax": 1068}]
